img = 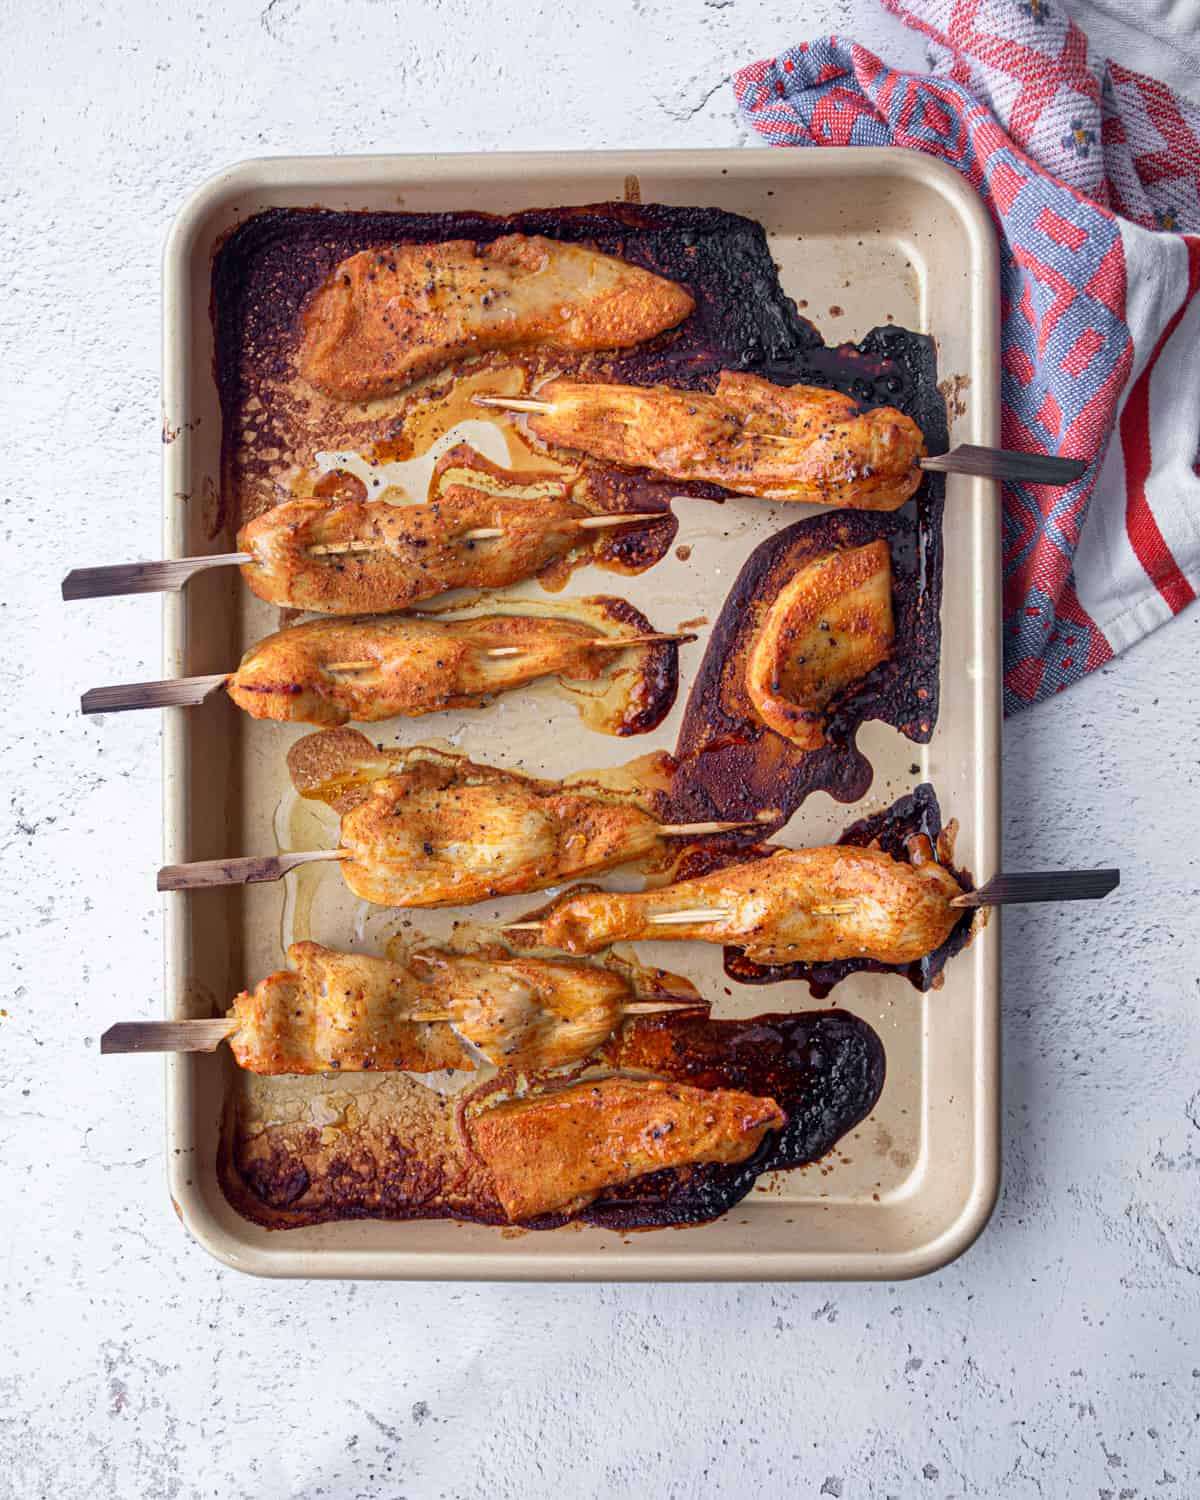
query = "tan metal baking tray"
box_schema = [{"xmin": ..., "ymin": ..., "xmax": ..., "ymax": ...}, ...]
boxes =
[{"xmin": 162, "ymin": 148, "xmax": 1000, "ymax": 1280}]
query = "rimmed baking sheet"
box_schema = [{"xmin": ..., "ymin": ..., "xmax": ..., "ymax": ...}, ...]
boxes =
[{"xmin": 162, "ymin": 148, "xmax": 999, "ymax": 1280}]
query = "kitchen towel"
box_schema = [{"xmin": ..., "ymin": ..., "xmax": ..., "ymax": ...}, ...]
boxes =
[{"xmin": 734, "ymin": 0, "xmax": 1200, "ymax": 711}]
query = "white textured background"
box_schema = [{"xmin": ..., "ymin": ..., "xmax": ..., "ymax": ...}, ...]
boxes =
[{"xmin": 3, "ymin": 1, "xmax": 1199, "ymax": 1495}]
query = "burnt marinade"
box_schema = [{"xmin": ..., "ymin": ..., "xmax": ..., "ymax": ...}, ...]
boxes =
[
  {"xmin": 669, "ymin": 504, "xmax": 941, "ymax": 823},
  {"xmin": 573, "ymin": 1007, "xmax": 886, "ymax": 1230}
]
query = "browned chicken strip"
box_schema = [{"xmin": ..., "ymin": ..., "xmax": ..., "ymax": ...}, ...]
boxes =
[
  {"xmin": 746, "ymin": 539, "xmax": 895, "ymax": 749},
  {"xmin": 227, "ymin": 941, "xmax": 686, "ymax": 1074},
  {"xmin": 229, "ymin": 941, "xmax": 469, "ymax": 1074},
  {"xmin": 526, "ymin": 370, "xmax": 926, "ymax": 509},
  {"xmin": 470, "ymin": 1076, "xmax": 785, "ymax": 1221},
  {"xmin": 299, "ymin": 235, "xmax": 695, "ymax": 401},
  {"xmin": 538, "ymin": 845, "xmax": 964, "ymax": 964},
  {"xmin": 225, "ymin": 609, "xmax": 678, "ymax": 728},
  {"xmin": 412, "ymin": 951, "xmax": 683, "ymax": 1069},
  {"xmin": 332, "ymin": 749, "xmax": 669, "ymax": 907},
  {"xmin": 237, "ymin": 484, "xmax": 592, "ymax": 615}
]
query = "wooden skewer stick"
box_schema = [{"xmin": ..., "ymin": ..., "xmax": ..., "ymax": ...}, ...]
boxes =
[
  {"xmin": 657, "ymin": 821, "xmax": 754, "ymax": 836},
  {"xmin": 504, "ymin": 908, "xmax": 732, "ymax": 933},
  {"xmin": 332, "ymin": 632, "xmax": 692, "ymax": 668},
  {"xmin": 82, "ymin": 629, "xmax": 697, "ymax": 712},
  {"xmin": 82, "ymin": 674, "xmax": 230, "ymax": 714},
  {"xmin": 155, "ymin": 821, "xmax": 752, "ymax": 896},
  {"xmin": 157, "ymin": 848, "xmax": 351, "ymax": 892},
  {"xmin": 305, "ymin": 540, "xmax": 380, "ymax": 557},
  {"xmin": 62, "ymin": 554, "xmax": 251, "ymax": 600},
  {"xmin": 100, "ymin": 997, "xmax": 702, "ymax": 1056},
  {"xmin": 645, "ymin": 908, "xmax": 733, "ymax": 926},
  {"xmin": 502, "ymin": 868, "xmax": 1121, "ymax": 935},
  {"xmin": 307, "ymin": 512, "xmax": 665, "ymax": 556},
  {"xmin": 473, "ymin": 395, "xmax": 1088, "ymax": 487},
  {"xmin": 63, "ymin": 514, "xmax": 671, "ymax": 601},
  {"xmin": 475, "ymin": 396, "xmax": 555, "ymax": 414},
  {"xmin": 485, "ymin": 631, "xmax": 694, "ymax": 659},
  {"xmin": 101, "ymin": 1018, "xmax": 239, "ymax": 1054}
]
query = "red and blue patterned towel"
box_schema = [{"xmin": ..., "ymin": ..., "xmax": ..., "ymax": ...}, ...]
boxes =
[{"xmin": 734, "ymin": 0, "xmax": 1200, "ymax": 711}]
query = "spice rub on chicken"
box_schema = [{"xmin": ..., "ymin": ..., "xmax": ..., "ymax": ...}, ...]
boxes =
[
  {"xmin": 237, "ymin": 483, "xmax": 588, "ymax": 616},
  {"xmin": 284, "ymin": 735, "xmax": 698, "ymax": 908},
  {"xmin": 470, "ymin": 1076, "xmax": 785, "ymax": 1221},
  {"xmin": 536, "ymin": 844, "xmax": 965, "ymax": 965},
  {"xmin": 224, "ymin": 603, "xmax": 687, "ymax": 732},
  {"xmin": 298, "ymin": 236, "xmax": 695, "ymax": 401},
  {"xmin": 227, "ymin": 940, "xmax": 697, "ymax": 1075},
  {"xmin": 523, "ymin": 370, "xmax": 926, "ymax": 509},
  {"xmin": 746, "ymin": 539, "xmax": 895, "ymax": 750}
]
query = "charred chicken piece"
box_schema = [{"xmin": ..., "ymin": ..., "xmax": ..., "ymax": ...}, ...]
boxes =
[
  {"xmin": 538, "ymin": 844, "xmax": 965, "ymax": 964},
  {"xmin": 526, "ymin": 370, "xmax": 926, "ymax": 509},
  {"xmin": 299, "ymin": 235, "xmax": 695, "ymax": 401},
  {"xmin": 746, "ymin": 539, "xmax": 895, "ymax": 750},
  {"xmin": 470, "ymin": 1076, "xmax": 785, "ymax": 1221}
]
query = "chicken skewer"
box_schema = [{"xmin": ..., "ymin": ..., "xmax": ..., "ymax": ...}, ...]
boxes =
[
  {"xmin": 505, "ymin": 851, "xmax": 1119, "ymax": 963},
  {"xmin": 476, "ymin": 374, "xmax": 1087, "ymax": 500},
  {"xmin": 81, "ymin": 610, "xmax": 693, "ymax": 724},
  {"xmin": 100, "ymin": 941, "xmax": 703, "ymax": 1074},
  {"xmin": 62, "ymin": 499, "xmax": 664, "ymax": 604},
  {"xmin": 157, "ymin": 742, "xmax": 758, "ymax": 898}
]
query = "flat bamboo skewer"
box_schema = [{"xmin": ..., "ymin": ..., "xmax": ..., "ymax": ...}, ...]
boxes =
[
  {"xmin": 473, "ymin": 396, "xmax": 1089, "ymax": 487},
  {"xmin": 504, "ymin": 902, "xmax": 856, "ymax": 933},
  {"xmin": 61, "ymin": 552, "xmax": 252, "ymax": 600},
  {"xmin": 100, "ymin": 996, "xmax": 698, "ymax": 1056},
  {"xmin": 81, "ymin": 632, "xmax": 696, "ymax": 715},
  {"xmin": 307, "ymin": 512, "xmax": 664, "ymax": 557},
  {"xmin": 157, "ymin": 848, "xmax": 351, "ymax": 891},
  {"xmin": 157, "ymin": 819, "xmax": 757, "ymax": 893},
  {"xmin": 480, "ymin": 631, "xmax": 692, "ymax": 661},
  {"xmin": 62, "ymin": 513, "xmax": 667, "ymax": 600},
  {"xmin": 500, "ymin": 869, "xmax": 1120, "ymax": 933}
]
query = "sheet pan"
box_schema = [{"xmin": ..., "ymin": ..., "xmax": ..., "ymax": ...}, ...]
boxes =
[{"xmin": 161, "ymin": 148, "xmax": 1000, "ymax": 1279}]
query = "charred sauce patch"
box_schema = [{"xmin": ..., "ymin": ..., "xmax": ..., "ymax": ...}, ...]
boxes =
[
  {"xmin": 668, "ymin": 503, "xmax": 942, "ymax": 823},
  {"xmin": 582, "ymin": 594, "xmax": 682, "ymax": 737},
  {"xmin": 562, "ymin": 1009, "xmax": 885, "ymax": 1230}
]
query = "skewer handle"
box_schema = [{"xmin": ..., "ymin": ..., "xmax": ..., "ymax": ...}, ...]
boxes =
[
  {"xmin": 921, "ymin": 445, "xmax": 1087, "ymax": 486},
  {"xmin": 657, "ymin": 820, "xmax": 754, "ymax": 837},
  {"xmin": 62, "ymin": 554, "xmax": 250, "ymax": 600},
  {"xmin": 101, "ymin": 1018, "xmax": 238, "ymax": 1054},
  {"xmin": 474, "ymin": 395, "xmax": 555, "ymax": 414},
  {"xmin": 81, "ymin": 674, "xmax": 230, "ymax": 714},
  {"xmin": 157, "ymin": 848, "xmax": 349, "ymax": 891},
  {"xmin": 949, "ymin": 869, "xmax": 1119, "ymax": 908}
]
